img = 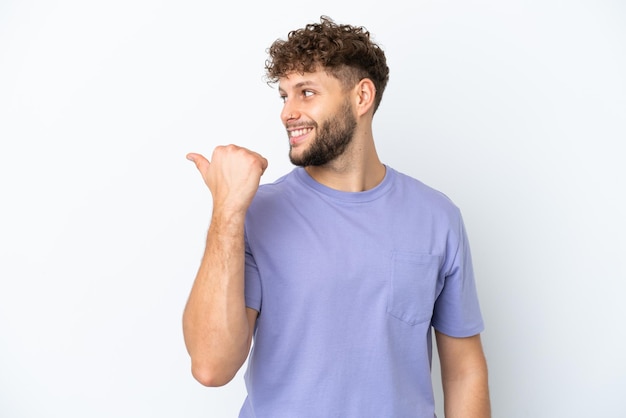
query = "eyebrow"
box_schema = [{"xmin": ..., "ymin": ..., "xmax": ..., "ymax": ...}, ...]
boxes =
[{"xmin": 278, "ymin": 80, "xmax": 320, "ymax": 94}]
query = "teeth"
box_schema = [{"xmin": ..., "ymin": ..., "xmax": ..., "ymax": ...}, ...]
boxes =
[{"xmin": 290, "ymin": 128, "xmax": 311, "ymax": 137}]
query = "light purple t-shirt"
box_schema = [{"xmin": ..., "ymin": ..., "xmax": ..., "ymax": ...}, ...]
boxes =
[{"xmin": 240, "ymin": 166, "xmax": 484, "ymax": 417}]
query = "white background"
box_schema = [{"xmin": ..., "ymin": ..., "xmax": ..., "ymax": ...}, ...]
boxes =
[{"xmin": 1, "ymin": 1, "xmax": 625, "ymax": 417}]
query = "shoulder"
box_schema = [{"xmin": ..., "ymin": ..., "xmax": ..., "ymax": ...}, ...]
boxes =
[
  {"xmin": 246, "ymin": 168, "xmax": 302, "ymax": 218},
  {"xmin": 253, "ymin": 169, "xmax": 298, "ymax": 201},
  {"xmin": 388, "ymin": 166, "xmax": 461, "ymax": 217}
]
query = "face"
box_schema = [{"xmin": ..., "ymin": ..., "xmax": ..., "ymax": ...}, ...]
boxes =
[{"xmin": 279, "ymin": 71, "xmax": 357, "ymax": 167}]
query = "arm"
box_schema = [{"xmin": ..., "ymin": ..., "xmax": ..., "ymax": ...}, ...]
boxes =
[
  {"xmin": 436, "ymin": 331, "xmax": 491, "ymax": 418},
  {"xmin": 182, "ymin": 145, "xmax": 267, "ymax": 387}
]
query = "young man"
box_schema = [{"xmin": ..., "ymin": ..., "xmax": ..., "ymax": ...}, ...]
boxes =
[{"xmin": 183, "ymin": 16, "xmax": 490, "ymax": 418}]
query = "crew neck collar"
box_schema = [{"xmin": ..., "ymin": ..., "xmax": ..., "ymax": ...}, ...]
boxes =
[{"xmin": 294, "ymin": 165, "xmax": 394, "ymax": 203}]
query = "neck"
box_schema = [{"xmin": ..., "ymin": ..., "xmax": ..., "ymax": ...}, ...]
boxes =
[{"xmin": 304, "ymin": 133, "xmax": 385, "ymax": 192}]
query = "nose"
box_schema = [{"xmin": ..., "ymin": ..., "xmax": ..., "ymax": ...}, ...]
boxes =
[{"xmin": 281, "ymin": 103, "xmax": 299, "ymax": 124}]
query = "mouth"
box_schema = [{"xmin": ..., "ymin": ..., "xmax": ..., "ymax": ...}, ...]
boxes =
[{"xmin": 288, "ymin": 126, "xmax": 314, "ymax": 145}]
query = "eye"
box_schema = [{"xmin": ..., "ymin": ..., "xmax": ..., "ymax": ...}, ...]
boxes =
[
  {"xmin": 279, "ymin": 94, "xmax": 288, "ymax": 103},
  {"xmin": 303, "ymin": 90, "xmax": 314, "ymax": 98}
]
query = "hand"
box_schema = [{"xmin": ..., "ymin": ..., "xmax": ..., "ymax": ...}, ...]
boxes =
[{"xmin": 187, "ymin": 145, "xmax": 268, "ymax": 214}]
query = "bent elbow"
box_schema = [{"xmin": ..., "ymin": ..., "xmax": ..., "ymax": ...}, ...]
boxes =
[{"xmin": 191, "ymin": 362, "xmax": 237, "ymax": 387}]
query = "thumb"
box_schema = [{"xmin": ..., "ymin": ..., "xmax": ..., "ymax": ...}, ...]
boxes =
[{"xmin": 186, "ymin": 152, "xmax": 210, "ymax": 173}]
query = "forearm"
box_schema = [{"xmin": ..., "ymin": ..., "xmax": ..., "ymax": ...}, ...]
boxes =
[{"xmin": 183, "ymin": 211, "xmax": 252, "ymax": 386}]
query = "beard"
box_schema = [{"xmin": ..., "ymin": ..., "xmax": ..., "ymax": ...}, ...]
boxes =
[{"xmin": 289, "ymin": 99, "xmax": 357, "ymax": 167}]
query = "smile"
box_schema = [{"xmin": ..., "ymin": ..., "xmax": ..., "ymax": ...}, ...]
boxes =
[{"xmin": 289, "ymin": 127, "xmax": 313, "ymax": 138}]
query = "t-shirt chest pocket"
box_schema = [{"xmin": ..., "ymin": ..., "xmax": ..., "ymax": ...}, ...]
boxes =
[{"xmin": 387, "ymin": 252, "xmax": 441, "ymax": 326}]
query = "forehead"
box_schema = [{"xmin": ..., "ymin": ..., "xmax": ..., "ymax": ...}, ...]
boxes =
[{"xmin": 277, "ymin": 70, "xmax": 341, "ymax": 92}]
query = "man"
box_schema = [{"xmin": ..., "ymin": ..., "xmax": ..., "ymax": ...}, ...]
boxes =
[{"xmin": 183, "ymin": 16, "xmax": 491, "ymax": 418}]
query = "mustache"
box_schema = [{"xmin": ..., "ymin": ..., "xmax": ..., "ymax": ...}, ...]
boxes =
[{"xmin": 286, "ymin": 121, "xmax": 317, "ymax": 130}]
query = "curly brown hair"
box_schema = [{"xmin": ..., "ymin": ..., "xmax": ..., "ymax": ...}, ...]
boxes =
[{"xmin": 265, "ymin": 16, "xmax": 390, "ymax": 113}]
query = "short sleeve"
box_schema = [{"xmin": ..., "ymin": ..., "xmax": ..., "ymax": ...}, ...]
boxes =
[
  {"xmin": 431, "ymin": 213, "xmax": 484, "ymax": 337},
  {"xmin": 244, "ymin": 233, "xmax": 262, "ymax": 313}
]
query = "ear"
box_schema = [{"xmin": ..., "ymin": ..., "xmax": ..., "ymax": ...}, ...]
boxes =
[{"xmin": 354, "ymin": 78, "xmax": 376, "ymax": 117}]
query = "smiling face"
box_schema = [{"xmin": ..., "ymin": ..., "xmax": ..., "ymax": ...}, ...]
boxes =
[{"xmin": 279, "ymin": 70, "xmax": 357, "ymax": 167}]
